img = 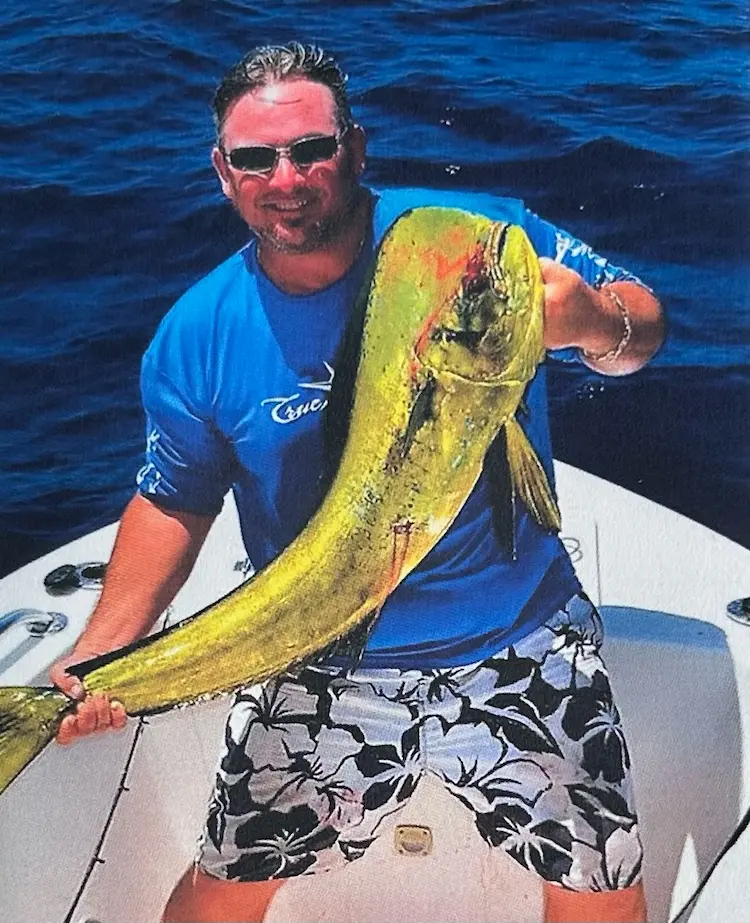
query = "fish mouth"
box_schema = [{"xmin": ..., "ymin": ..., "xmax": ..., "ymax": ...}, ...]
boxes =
[{"xmin": 485, "ymin": 221, "xmax": 511, "ymax": 298}]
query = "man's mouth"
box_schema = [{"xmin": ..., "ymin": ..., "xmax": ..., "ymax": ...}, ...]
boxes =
[{"xmin": 265, "ymin": 199, "xmax": 313, "ymax": 213}]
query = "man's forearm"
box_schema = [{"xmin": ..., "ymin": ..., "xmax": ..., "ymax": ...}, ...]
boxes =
[
  {"xmin": 72, "ymin": 493, "xmax": 216, "ymax": 657},
  {"xmin": 579, "ymin": 280, "xmax": 665, "ymax": 377},
  {"xmin": 540, "ymin": 258, "xmax": 665, "ymax": 377}
]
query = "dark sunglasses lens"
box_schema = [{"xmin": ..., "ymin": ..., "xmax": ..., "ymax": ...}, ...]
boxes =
[
  {"xmin": 291, "ymin": 136, "xmax": 338, "ymax": 166},
  {"xmin": 229, "ymin": 147, "xmax": 277, "ymax": 172}
]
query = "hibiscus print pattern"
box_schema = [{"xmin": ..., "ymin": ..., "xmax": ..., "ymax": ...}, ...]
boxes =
[{"xmin": 198, "ymin": 594, "xmax": 642, "ymax": 891}]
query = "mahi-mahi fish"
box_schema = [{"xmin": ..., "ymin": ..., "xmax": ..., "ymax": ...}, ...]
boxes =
[{"xmin": 0, "ymin": 206, "xmax": 560, "ymax": 796}]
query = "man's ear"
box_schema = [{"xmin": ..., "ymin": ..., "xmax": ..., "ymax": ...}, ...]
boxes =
[
  {"xmin": 211, "ymin": 146, "xmax": 233, "ymax": 198},
  {"xmin": 348, "ymin": 125, "xmax": 367, "ymax": 177}
]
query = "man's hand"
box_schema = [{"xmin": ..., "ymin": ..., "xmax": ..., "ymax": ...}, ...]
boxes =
[
  {"xmin": 50, "ymin": 652, "xmax": 128, "ymax": 745},
  {"xmin": 45, "ymin": 493, "xmax": 216, "ymax": 746},
  {"xmin": 539, "ymin": 257, "xmax": 665, "ymax": 375}
]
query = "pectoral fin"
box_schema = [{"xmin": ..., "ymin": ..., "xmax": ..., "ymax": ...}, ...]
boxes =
[{"xmin": 505, "ymin": 418, "xmax": 561, "ymax": 533}]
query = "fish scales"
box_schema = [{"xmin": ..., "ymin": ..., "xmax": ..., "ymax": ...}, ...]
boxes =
[{"xmin": 0, "ymin": 207, "xmax": 559, "ymax": 795}]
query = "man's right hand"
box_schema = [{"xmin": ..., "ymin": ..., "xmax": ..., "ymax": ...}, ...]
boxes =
[
  {"xmin": 45, "ymin": 493, "xmax": 215, "ymax": 746},
  {"xmin": 50, "ymin": 653, "xmax": 128, "ymax": 745}
]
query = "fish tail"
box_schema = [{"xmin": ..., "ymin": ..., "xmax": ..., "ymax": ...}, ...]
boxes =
[{"xmin": 0, "ymin": 686, "xmax": 72, "ymax": 795}]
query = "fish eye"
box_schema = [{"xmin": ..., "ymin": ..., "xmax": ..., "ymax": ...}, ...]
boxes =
[{"xmin": 462, "ymin": 273, "xmax": 490, "ymax": 297}]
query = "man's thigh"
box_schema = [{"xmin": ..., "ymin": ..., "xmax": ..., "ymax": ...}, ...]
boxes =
[
  {"xmin": 423, "ymin": 595, "xmax": 644, "ymax": 893},
  {"xmin": 196, "ymin": 664, "xmax": 428, "ymax": 881}
]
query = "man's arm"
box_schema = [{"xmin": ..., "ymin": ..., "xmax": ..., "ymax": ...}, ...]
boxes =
[
  {"xmin": 50, "ymin": 493, "xmax": 215, "ymax": 743},
  {"xmin": 540, "ymin": 258, "xmax": 665, "ymax": 377}
]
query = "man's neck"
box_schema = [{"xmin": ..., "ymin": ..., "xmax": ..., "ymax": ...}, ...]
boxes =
[{"xmin": 257, "ymin": 190, "xmax": 372, "ymax": 296}]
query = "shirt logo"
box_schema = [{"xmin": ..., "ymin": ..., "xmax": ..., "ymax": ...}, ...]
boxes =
[
  {"xmin": 554, "ymin": 230, "xmax": 615, "ymax": 284},
  {"xmin": 261, "ymin": 362, "xmax": 335, "ymax": 425},
  {"xmin": 136, "ymin": 428, "xmax": 163, "ymax": 492}
]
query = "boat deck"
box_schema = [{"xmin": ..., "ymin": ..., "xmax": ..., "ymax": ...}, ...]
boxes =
[{"xmin": 1, "ymin": 462, "xmax": 749, "ymax": 922}]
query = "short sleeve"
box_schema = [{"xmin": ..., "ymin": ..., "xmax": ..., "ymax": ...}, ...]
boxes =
[
  {"xmin": 135, "ymin": 351, "xmax": 232, "ymax": 515},
  {"xmin": 522, "ymin": 209, "xmax": 651, "ymax": 287}
]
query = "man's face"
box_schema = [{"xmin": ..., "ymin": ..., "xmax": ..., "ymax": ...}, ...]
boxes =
[{"xmin": 212, "ymin": 78, "xmax": 366, "ymax": 254}]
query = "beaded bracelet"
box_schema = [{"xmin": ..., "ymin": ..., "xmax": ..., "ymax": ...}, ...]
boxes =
[{"xmin": 581, "ymin": 287, "xmax": 632, "ymax": 362}]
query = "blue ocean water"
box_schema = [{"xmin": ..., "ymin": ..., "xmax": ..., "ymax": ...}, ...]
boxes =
[{"xmin": 0, "ymin": 0, "xmax": 748, "ymax": 576}]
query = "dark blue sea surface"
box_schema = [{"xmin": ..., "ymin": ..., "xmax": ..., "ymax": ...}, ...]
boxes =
[{"xmin": 1, "ymin": 0, "xmax": 748, "ymax": 576}]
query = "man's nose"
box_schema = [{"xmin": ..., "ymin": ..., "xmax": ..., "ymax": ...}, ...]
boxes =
[{"xmin": 266, "ymin": 151, "xmax": 303, "ymax": 189}]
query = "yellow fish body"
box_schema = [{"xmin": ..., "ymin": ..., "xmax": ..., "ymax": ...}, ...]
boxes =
[{"xmin": 0, "ymin": 207, "xmax": 559, "ymax": 795}]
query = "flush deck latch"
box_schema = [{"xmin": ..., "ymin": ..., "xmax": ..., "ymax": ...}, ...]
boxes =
[{"xmin": 394, "ymin": 824, "xmax": 433, "ymax": 857}]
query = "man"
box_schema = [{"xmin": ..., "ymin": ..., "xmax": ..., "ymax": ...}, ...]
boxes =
[{"xmin": 50, "ymin": 43, "xmax": 664, "ymax": 923}]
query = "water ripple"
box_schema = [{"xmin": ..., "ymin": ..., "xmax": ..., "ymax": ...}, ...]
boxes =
[{"xmin": 0, "ymin": 0, "xmax": 747, "ymax": 575}]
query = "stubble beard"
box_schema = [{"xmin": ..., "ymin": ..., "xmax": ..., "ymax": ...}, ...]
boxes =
[{"xmin": 253, "ymin": 182, "xmax": 364, "ymax": 255}]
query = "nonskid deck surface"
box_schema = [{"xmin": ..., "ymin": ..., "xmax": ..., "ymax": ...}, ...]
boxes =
[{"xmin": 0, "ymin": 463, "xmax": 748, "ymax": 923}]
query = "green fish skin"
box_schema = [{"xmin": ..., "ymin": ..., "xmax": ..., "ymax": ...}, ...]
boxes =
[{"xmin": 0, "ymin": 207, "xmax": 559, "ymax": 796}]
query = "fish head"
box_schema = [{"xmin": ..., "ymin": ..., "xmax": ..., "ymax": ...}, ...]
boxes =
[{"xmin": 377, "ymin": 207, "xmax": 546, "ymax": 385}]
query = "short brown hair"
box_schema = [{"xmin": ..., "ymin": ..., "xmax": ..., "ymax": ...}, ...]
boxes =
[{"xmin": 212, "ymin": 42, "xmax": 353, "ymax": 138}]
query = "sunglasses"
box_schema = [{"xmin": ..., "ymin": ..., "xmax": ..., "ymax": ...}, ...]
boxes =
[{"xmin": 221, "ymin": 131, "xmax": 346, "ymax": 175}]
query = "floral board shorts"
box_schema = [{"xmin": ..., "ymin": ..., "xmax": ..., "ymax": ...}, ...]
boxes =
[{"xmin": 197, "ymin": 594, "xmax": 643, "ymax": 892}]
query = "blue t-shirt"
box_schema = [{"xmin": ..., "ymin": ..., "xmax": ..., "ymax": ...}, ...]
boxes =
[{"xmin": 137, "ymin": 187, "xmax": 641, "ymax": 668}]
